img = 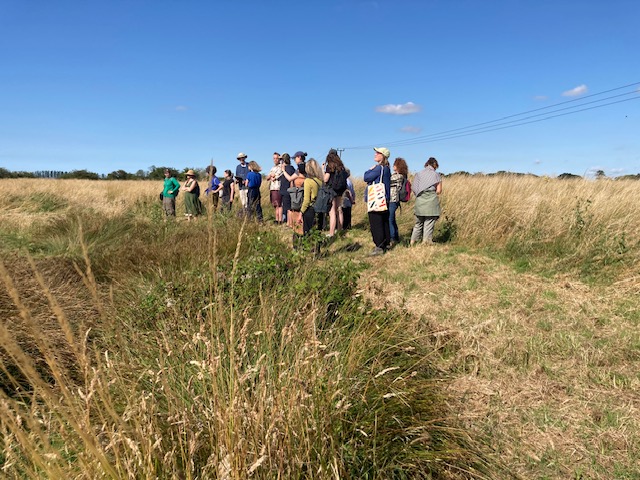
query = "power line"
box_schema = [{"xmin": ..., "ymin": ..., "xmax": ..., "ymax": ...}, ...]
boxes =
[
  {"xmin": 378, "ymin": 94, "xmax": 640, "ymax": 147},
  {"xmin": 342, "ymin": 81, "xmax": 640, "ymax": 150},
  {"xmin": 387, "ymin": 96, "xmax": 640, "ymax": 146}
]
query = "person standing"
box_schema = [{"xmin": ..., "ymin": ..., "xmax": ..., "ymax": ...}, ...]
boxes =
[
  {"xmin": 245, "ymin": 161, "xmax": 263, "ymax": 221},
  {"xmin": 161, "ymin": 168, "xmax": 180, "ymax": 220},
  {"xmin": 339, "ymin": 169, "xmax": 355, "ymax": 230},
  {"xmin": 389, "ymin": 157, "xmax": 409, "ymax": 247},
  {"xmin": 278, "ymin": 153, "xmax": 294, "ymax": 225},
  {"xmin": 323, "ymin": 149, "xmax": 347, "ymax": 237},
  {"xmin": 205, "ymin": 165, "xmax": 222, "ymax": 212},
  {"xmin": 183, "ymin": 169, "xmax": 204, "ymax": 220},
  {"xmin": 235, "ymin": 152, "xmax": 250, "ymax": 211},
  {"xmin": 410, "ymin": 157, "xmax": 442, "ymax": 245},
  {"xmin": 281, "ymin": 151, "xmax": 307, "ymax": 228},
  {"xmin": 364, "ymin": 147, "xmax": 391, "ymax": 256},
  {"xmin": 295, "ymin": 158, "xmax": 323, "ymax": 252},
  {"xmin": 220, "ymin": 169, "xmax": 235, "ymax": 212},
  {"xmin": 266, "ymin": 152, "xmax": 284, "ymax": 224}
]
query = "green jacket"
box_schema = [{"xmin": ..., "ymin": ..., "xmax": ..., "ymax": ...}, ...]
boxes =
[{"xmin": 163, "ymin": 177, "xmax": 180, "ymax": 198}]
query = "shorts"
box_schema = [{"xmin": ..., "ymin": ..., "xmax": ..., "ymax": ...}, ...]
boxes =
[{"xmin": 270, "ymin": 190, "xmax": 282, "ymax": 207}]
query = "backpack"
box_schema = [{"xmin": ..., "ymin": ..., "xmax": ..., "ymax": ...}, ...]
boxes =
[
  {"xmin": 314, "ymin": 184, "xmax": 336, "ymax": 214},
  {"xmin": 287, "ymin": 186, "xmax": 304, "ymax": 211},
  {"xmin": 399, "ymin": 177, "xmax": 411, "ymax": 202},
  {"xmin": 329, "ymin": 169, "xmax": 348, "ymax": 195}
]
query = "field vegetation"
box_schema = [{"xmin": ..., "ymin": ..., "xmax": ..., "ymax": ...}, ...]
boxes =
[{"xmin": 0, "ymin": 175, "xmax": 638, "ymax": 478}]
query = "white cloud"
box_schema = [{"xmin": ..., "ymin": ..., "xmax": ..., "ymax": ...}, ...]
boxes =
[
  {"xmin": 562, "ymin": 84, "xmax": 588, "ymax": 97},
  {"xmin": 400, "ymin": 125, "xmax": 422, "ymax": 133},
  {"xmin": 375, "ymin": 102, "xmax": 421, "ymax": 115},
  {"xmin": 175, "ymin": 105, "xmax": 188, "ymax": 111}
]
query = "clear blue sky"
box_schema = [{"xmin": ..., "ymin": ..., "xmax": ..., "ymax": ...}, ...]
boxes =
[{"xmin": 1, "ymin": 0, "xmax": 639, "ymax": 177}]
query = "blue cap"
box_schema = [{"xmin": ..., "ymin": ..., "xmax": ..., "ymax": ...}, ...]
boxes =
[{"xmin": 293, "ymin": 151, "xmax": 307, "ymax": 159}]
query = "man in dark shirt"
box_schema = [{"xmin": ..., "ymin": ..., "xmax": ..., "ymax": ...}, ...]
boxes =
[{"xmin": 235, "ymin": 152, "xmax": 249, "ymax": 211}]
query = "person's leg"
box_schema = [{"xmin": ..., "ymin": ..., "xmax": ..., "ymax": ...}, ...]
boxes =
[
  {"xmin": 255, "ymin": 191, "xmax": 263, "ymax": 221},
  {"xmin": 239, "ymin": 188, "xmax": 248, "ymax": 209},
  {"xmin": 410, "ymin": 215, "xmax": 425, "ymax": 244},
  {"xmin": 303, "ymin": 207, "xmax": 316, "ymax": 234},
  {"xmin": 388, "ymin": 202, "xmax": 399, "ymax": 242},
  {"xmin": 381, "ymin": 210, "xmax": 391, "ymax": 249},
  {"xmin": 281, "ymin": 193, "xmax": 290, "ymax": 224},
  {"xmin": 368, "ymin": 212, "xmax": 386, "ymax": 250},
  {"xmin": 212, "ymin": 193, "xmax": 219, "ymax": 212},
  {"xmin": 163, "ymin": 197, "xmax": 175, "ymax": 218},
  {"xmin": 423, "ymin": 216, "xmax": 437, "ymax": 243},
  {"xmin": 246, "ymin": 189, "xmax": 255, "ymax": 218},
  {"xmin": 342, "ymin": 207, "xmax": 352, "ymax": 230},
  {"xmin": 328, "ymin": 198, "xmax": 340, "ymax": 235}
]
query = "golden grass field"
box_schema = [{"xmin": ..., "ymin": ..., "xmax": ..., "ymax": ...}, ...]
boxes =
[{"xmin": 0, "ymin": 175, "xmax": 638, "ymax": 478}]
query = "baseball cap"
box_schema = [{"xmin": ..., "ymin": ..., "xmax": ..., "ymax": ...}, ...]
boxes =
[{"xmin": 373, "ymin": 147, "xmax": 390, "ymax": 159}]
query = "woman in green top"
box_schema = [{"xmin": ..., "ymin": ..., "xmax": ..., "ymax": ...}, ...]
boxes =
[
  {"xmin": 183, "ymin": 169, "xmax": 204, "ymax": 220},
  {"xmin": 162, "ymin": 168, "xmax": 181, "ymax": 219},
  {"xmin": 299, "ymin": 159, "xmax": 323, "ymax": 235}
]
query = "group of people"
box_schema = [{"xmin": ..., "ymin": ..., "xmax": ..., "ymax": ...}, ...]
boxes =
[
  {"xmin": 160, "ymin": 147, "xmax": 443, "ymax": 255},
  {"xmin": 363, "ymin": 148, "xmax": 442, "ymax": 255}
]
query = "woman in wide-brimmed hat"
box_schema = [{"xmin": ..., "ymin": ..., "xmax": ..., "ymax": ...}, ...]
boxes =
[{"xmin": 183, "ymin": 169, "xmax": 204, "ymax": 220}]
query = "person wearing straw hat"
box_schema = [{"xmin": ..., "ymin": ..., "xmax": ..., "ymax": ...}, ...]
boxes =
[
  {"xmin": 182, "ymin": 169, "xmax": 204, "ymax": 220},
  {"xmin": 235, "ymin": 152, "xmax": 249, "ymax": 211}
]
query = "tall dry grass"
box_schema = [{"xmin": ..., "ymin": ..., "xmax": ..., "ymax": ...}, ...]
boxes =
[
  {"xmin": 1, "ymin": 175, "xmax": 638, "ymax": 478},
  {"xmin": 0, "ymin": 180, "xmax": 490, "ymax": 479},
  {"xmin": 350, "ymin": 175, "xmax": 639, "ymax": 281}
]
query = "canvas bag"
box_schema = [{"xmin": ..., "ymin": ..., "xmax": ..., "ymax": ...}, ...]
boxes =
[{"xmin": 367, "ymin": 169, "xmax": 388, "ymax": 212}]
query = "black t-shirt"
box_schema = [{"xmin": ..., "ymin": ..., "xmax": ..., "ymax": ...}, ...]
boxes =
[
  {"xmin": 279, "ymin": 165, "xmax": 296, "ymax": 194},
  {"xmin": 222, "ymin": 178, "xmax": 233, "ymax": 199}
]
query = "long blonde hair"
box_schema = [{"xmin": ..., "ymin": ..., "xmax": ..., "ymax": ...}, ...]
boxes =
[
  {"xmin": 305, "ymin": 158, "xmax": 323, "ymax": 180},
  {"xmin": 248, "ymin": 161, "xmax": 262, "ymax": 172}
]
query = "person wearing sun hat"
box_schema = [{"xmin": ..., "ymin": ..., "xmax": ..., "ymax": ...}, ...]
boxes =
[
  {"xmin": 364, "ymin": 147, "xmax": 392, "ymax": 255},
  {"xmin": 235, "ymin": 152, "xmax": 249, "ymax": 211},
  {"xmin": 182, "ymin": 169, "xmax": 204, "ymax": 220}
]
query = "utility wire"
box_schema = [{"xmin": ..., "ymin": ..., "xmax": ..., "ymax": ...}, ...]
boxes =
[
  {"xmin": 343, "ymin": 81, "xmax": 640, "ymax": 150},
  {"xmin": 384, "ymin": 96, "xmax": 640, "ymax": 146},
  {"xmin": 376, "ymin": 92, "xmax": 640, "ymax": 147}
]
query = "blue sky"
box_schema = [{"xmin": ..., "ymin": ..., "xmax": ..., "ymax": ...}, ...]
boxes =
[{"xmin": 1, "ymin": 0, "xmax": 639, "ymax": 177}]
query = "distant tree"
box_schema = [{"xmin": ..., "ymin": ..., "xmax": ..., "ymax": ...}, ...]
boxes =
[
  {"xmin": 0, "ymin": 167, "xmax": 13, "ymax": 178},
  {"xmin": 557, "ymin": 173, "xmax": 582, "ymax": 180},
  {"xmin": 147, "ymin": 166, "xmax": 168, "ymax": 180},
  {"xmin": 135, "ymin": 169, "xmax": 146, "ymax": 178},
  {"xmin": 594, "ymin": 169, "xmax": 606, "ymax": 179},
  {"xmin": 488, "ymin": 171, "xmax": 525, "ymax": 177},
  {"xmin": 107, "ymin": 169, "xmax": 134, "ymax": 180},
  {"xmin": 615, "ymin": 174, "xmax": 640, "ymax": 181},
  {"xmin": 60, "ymin": 169, "xmax": 100, "ymax": 180}
]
